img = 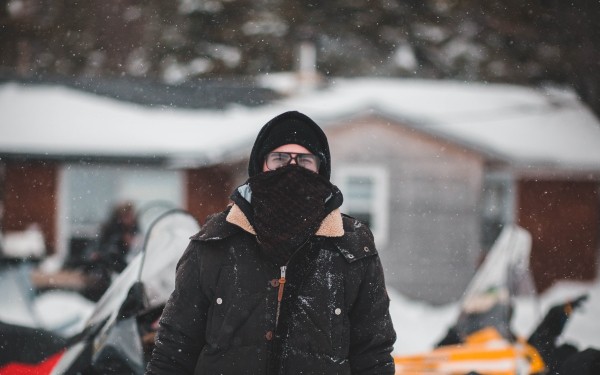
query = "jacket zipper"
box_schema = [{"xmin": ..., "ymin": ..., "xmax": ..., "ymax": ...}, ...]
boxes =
[
  {"xmin": 268, "ymin": 238, "xmax": 318, "ymax": 374},
  {"xmin": 273, "ymin": 237, "xmax": 312, "ymax": 329},
  {"xmin": 275, "ymin": 265, "xmax": 286, "ymax": 328}
]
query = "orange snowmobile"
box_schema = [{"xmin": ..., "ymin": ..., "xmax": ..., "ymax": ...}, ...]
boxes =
[{"xmin": 393, "ymin": 226, "xmax": 588, "ymax": 375}]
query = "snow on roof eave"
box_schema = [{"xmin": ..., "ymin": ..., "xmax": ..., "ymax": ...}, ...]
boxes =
[
  {"xmin": 4, "ymin": 79, "xmax": 600, "ymax": 173},
  {"xmin": 329, "ymin": 105, "xmax": 600, "ymax": 177},
  {"xmin": 0, "ymin": 82, "xmax": 267, "ymax": 165}
]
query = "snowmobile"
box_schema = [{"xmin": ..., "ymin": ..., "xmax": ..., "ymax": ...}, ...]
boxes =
[
  {"xmin": 0, "ymin": 200, "xmax": 178, "ymax": 337},
  {"xmin": 393, "ymin": 225, "xmax": 589, "ymax": 375},
  {"xmin": 0, "ymin": 209, "xmax": 200, "ymax": 375}
]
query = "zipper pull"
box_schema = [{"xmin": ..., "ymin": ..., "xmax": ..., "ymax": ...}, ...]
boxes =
[
  {"xmin": 277, "ymin": 266, "xmax": 287, "ymax": 302},
  {"xmin": 275, "ymin": 265, "xmax": 287, "ymax": 328}
]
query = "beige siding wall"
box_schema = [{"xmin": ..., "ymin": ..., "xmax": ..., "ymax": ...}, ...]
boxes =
[{"xmin": 327, "ymin": 116, "xmax": 485, "ymax": 304}]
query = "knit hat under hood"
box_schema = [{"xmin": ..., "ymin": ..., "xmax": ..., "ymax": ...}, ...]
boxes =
[{"xmin": 248, "ymin": 111, "xmax": 331, "ymax": 180}]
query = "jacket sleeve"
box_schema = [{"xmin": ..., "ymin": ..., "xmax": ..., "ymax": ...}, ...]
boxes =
[
  {"xmin": 348, "ymin": 254, "xmax": 397, "ymax": 375},
  {"xmin": 146, "ymin": 241, "xmax": 208, "ymax": 374}
]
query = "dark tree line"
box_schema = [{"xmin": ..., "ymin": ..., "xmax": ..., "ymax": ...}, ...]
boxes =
[{"xmin": 1, "ymin": 0, "xmax": 598, "ymax": 116}]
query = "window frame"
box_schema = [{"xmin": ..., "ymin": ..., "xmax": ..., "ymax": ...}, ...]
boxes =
[{"xmin": 333, "ymin": 164, "xmax": 389, "ymax": 249}]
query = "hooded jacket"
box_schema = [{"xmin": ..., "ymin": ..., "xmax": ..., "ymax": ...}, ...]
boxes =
[{"xmin": 146, "ymin": 195, "xmax": 396, "ymax": 375}]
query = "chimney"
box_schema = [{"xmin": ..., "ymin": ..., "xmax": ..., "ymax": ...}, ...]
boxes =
[{"xmin": 296, "ymin": 40, "xmax": 323, "ymax": 91}]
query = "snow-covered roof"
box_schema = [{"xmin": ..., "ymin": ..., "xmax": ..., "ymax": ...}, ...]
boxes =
[{"xmin": 1, "ymin": 78, "xmax": 600, "ymax": 171}]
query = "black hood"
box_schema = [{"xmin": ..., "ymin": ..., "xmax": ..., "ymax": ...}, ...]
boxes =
[{"xmin": 248, "ymin": 111, "xmax": 331, "ymax": 180}]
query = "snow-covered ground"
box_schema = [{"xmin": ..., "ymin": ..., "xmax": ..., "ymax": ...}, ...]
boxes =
[{"xmin": 390, "ymin": 277, "xmax": 600, "ymax": 355}]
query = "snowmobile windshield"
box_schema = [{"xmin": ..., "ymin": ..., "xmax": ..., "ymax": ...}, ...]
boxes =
[
  {"xmin": 85, "ymin": 254, "xmax": 144, "ymax": 329},
  {"xmin": 138, "ymin": 210, "xmax": 200, "ymax": 307},
  {"xmin": 454, "ymin": 225, "xmax": 538, "ymax": 341},
  {"xmin": 83, "ymin": 209, "xmax": 200, "ymax": 330}
]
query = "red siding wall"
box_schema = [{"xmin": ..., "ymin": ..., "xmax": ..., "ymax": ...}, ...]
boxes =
[
  {"xmin": 2, "ymin": 161, "xmax": 58, "ymax": 254},
  {"xmin": 185, "ymin": 165, "xmax": 235, "ymax": 225},
  {"xmin": 518, "ymin": 180, "xmax": 599, "ymax": 291}
]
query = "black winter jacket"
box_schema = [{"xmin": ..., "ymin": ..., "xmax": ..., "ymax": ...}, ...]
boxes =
[{"xmin": 146, "ymin": 204, "xmax": 396, "ymax": 375}]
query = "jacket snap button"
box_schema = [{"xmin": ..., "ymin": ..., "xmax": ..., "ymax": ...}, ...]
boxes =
[
  {"xmin": 334, "ymin": 308, "xmax": 342, "ymax": 315},
  {"xmin": 364, "ymin": 246, "xmax": 370, "ymax": 252},
  {"xmin": 270, "ymin": 279, "xmax": 280, "ymax": 288},
  {"xmin": 216, "ymin": 297, "xmax": 223, "ymax": 305},
  {"xmin": 265, "ymin": 331, "xmax": 274, "ymax": 341}
]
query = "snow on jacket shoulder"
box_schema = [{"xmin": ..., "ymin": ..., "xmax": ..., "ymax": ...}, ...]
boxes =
[{"xmin": 146, "ymin": 206, "xmax": 396, "ymax": 375}]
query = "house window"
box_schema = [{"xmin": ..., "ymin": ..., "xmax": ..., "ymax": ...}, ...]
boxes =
[
  {"xmin": 57, "ymin": 164, "xmax": 184, "ymax": 261},
  {"xmin": 334, "ymin": 165, "xmax": 389, "ymax": 248},
  {"xmin": 480, "ymin": 171, "xmax": 514, "ymax": 252}
]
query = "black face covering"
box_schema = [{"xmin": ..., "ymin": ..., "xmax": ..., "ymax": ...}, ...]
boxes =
[{"xmin": 248, "ymin": 165, "xmax": 338, "ymax": 267}]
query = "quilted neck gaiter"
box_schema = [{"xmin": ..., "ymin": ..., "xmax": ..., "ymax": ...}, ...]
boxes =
[{"xmin": 248, "ymin": 165, "xmax": 337, "ymax": 267}]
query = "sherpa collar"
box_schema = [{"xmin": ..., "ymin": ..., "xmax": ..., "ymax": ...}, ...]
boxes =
[{"xmin": 226, "ymin": 203, "xmax": 344, "ymax": 238}]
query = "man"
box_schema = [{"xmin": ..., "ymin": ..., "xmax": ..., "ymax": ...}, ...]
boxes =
[{"xmin": 146, "ymin": 111, "xmax": 396, "ymax": 374}]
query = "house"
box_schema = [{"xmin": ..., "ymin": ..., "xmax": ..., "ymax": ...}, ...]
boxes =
[{"xmin": 1, "ymin": 76, "xmax": 599, "ymax": 304}]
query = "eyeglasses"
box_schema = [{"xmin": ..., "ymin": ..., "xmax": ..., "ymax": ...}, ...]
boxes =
[{"xmin": 265, "ymin": 152, "xmax": 321, "ymax": 172}]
